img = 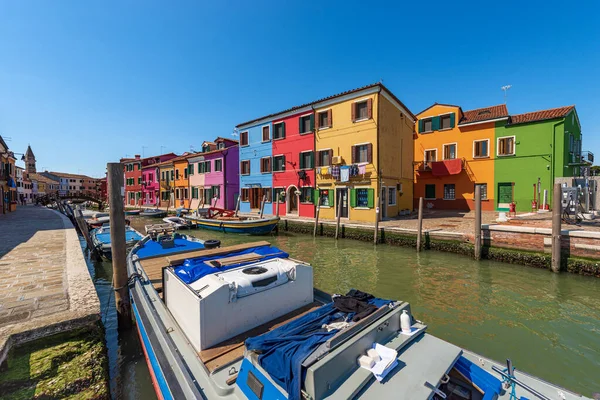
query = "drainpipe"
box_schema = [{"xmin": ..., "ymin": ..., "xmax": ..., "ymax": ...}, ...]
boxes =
[
  {"xmin": 376, "ymin": 86, "xmax": 382, "ymax": 221},
  {"xmin": 551, "ymin": 120, "xmax": 562, "ymax": 206},
  {"xmin": 222, "ymin": 148, "xmax": 228, "ymax": 209}
]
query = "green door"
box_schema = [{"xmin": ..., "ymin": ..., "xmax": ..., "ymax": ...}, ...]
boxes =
[{"xmin": 497, "ymin": 183, "xmax": 513, "ymax": 211}]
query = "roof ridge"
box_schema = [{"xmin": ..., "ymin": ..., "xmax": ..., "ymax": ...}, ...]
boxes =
[{"xmin": 510, "ymin": 105, "xmax": 574, "ymax": 117}]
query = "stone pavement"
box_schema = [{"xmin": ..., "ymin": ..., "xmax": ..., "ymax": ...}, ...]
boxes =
[{"xmin": 0, "ymin": 205, "xmax": 100, "ymax": 364}]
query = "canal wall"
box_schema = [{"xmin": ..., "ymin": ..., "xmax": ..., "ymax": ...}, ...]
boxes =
[{"xmin": 279, "ymin": 218, "xmax": 600, "ymax": 277}]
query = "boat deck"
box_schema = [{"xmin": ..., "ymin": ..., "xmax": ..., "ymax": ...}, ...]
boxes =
[{"xmin": 199, "ymin": 302, "xmax": 322, "ymax": 373}]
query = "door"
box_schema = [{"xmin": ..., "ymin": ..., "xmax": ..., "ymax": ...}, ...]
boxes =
[
  {"xmin": 336, "ymin": 188, "xmax": 349, "ymax": 218},
  {"xmin": 249, "ymin": 188, "xmax": 261, "ymax": 209},
  {"xmin": 288, "ymin": 186, "xmax": 298, "ymax": 214},
  {"xmin": 497, "ymin": 183, "xmax": 513, "ymax": 211},
  {"xmin": 380, "ymin": 187, "xmax": 387, "ymax": 219}
]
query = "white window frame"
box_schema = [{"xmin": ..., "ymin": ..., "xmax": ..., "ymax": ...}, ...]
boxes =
[
  {"xmin": 421, "ymin": 117, "xmax": 434, "ymax": 133},
  {"xmin": 353, "ymin": 142, "xmax": 371, "ymax": 164},
  {"xmin": 299, "ymin": 151, "xmax": 313, "ymax": 170},
  {"xmin": 353, "ymin": 98, "xmax": 370, "ymax": 122},
  {"xmin": 472, "ymin": 139, "xmax": 490, "ymax": 159},
  {"xmin": 353, "ymin": 185, "xmax": 371, "ymax": 210},
  {"xmin": 261, "ymin": 125, "xmax": 271, "ymax": 142},
  {"xmin": 317, "ymin": 109, "xmax": 332, "ymax": 130},
  {"xmin": 214, "ymin": 158, "xmax": 223, "ymax": 172},
  {"xmin": 438, "ymin": 112, "xmax": 453, "ymax": 131},
  {"xmin": 387, "ymin": 186, "xmax": 397, "ymax": 206},
  {"xmin": 442, "ymin": 142, "xmax": 458, "ymax": 160},
  {"xmin": 299, "ymin": 113, "xmax": 313, "ymax": 135},
  {"xmin": 424, "ymin": 148, "xmax": 438, "ymax": 163},
  {"xmin": 497, "ymin": 135, "xmax": 516, "ymax": 157},
  {"xmin": 240, "ymin": 131, "xmax": 249, "ymax": 147}
]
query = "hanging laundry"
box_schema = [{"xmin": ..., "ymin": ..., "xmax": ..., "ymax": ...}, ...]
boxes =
[
  {"xmin": 340, "ymin": 166, "xmax": 350, "ymax": 182},
  {"xmin": 321, "ymin": 166, "xmax": 329, "ymax": 176},
  {"xmin": 332, "ymin": 166, "xmax": 340, "ymax": 180},
  {"xmin": 326, "ymin": 166, "xmax": 331, "ymax": 175},
  {"xmin": 350, "ymin": 164, "xmax": 359, "ymax": 177},
  {"xmin": 358, "ymin": 163, "xmax": 367, "ymax": 175}
]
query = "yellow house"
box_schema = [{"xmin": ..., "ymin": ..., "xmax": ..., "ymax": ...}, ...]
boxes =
[
  {"xmin": 157, "ymin": 160, "xmax": 175, "ymax": 208},
  {"xmin": 314, "ymin": 84, "xmax": 415, "ymax": 223}
]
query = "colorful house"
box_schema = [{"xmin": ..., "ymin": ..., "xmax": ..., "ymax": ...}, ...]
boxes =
[
  {"xmin": 122, "ymin": 155, "xmax": 143, "ymax": 206},
  {"xmin": 236, "ymin": 83, "xmax": 415, "ymax": 223},
  {"xmin": 1, "ymin": 135, "xmax": 17, "ymax": 213},
  {"xmin": 157, "ymin": 160, "xmax": 175, "ymax": 208},
  {"xmin": 173, "ymin": 155, "xmax": 191, "ymax": 209},
  {"xmin": 141, "ymin": 154, "xmax": 178, "ymax": 207},
  {"xmin": 413, "ymin": 104, "xmax": 506, "ymax": 210},
  {"xmin": 188, "ymin": 137, "xmax": 239, "ymax": 210}
]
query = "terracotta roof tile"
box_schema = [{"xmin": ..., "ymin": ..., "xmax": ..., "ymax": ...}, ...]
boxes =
[
  {"xmin": 510, "ymin": 105, "xmax": 574, "ymax": 125},
  {"xmin": 29, "ymin": 173, "xmax": 60, "ymax": 184},
  {"xmin": 459, "ymin": 104, "xmax": 508, "ymax": 125}
]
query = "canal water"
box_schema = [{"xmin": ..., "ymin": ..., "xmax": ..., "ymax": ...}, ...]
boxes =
[{"xmin": 87, "ymin": 217, "xmax": 600, "ymax": 398}]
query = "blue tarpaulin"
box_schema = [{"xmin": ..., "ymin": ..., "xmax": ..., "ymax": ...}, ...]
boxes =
[
  {"xmin": 173, "ymin": 245, "xmax": 289, "ymax": 284},
  {"xmin": 94, "ymin": 228, "xmax": 142, "ymax": 244},
  {"xmin": 135, "ymin": 237, "xmax": 205, "ymax": 259},
  {"xmin": 245, "ymin": 296, "xmax": 391, "ymax": 400},
  {"xmin": 454, "ymin": 356, "xmax": 502, "ymax": 400}
]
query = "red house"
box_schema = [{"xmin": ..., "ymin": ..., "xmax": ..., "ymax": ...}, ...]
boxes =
[
  {"xmin": 121, "ymin": 155, "xmax": 143, "ymax": 206},
  {"xmin": 272, "ymin": 111, "xmax": 316, "ymax": 218}
]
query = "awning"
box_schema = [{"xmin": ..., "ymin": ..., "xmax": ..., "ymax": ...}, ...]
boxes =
[
  {"xmin": 8, "ymin": 178, "xmax": 16, "ymax": 188},
  {"xmin": 431, "ymin": 159, "xmax": 462, "ymax": 176}
]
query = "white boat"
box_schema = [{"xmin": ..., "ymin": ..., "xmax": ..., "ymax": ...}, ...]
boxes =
[
  {"xmin": 126, "ymin": 235, "xmax": 592, "ymax": 400},
  {"xmin": 163, "ymin": 216, "xmax": 196, "ymax": 229}
]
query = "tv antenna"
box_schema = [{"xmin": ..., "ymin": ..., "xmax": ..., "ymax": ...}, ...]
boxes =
[
  {"xmin": 232, "ymin": 128, "xmax": 239, "ymax": 137},
  {"xmin": 501, "ymin": 85, "xmax": 512, "ymax": 103}
]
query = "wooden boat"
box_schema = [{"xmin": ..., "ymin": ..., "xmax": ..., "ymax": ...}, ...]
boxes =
[
  {"xmin": 184, "ymin": 207, "xmax": 279, "ymax": 235},
  {"xmin": 144, "ymin": 223, "xmax": 176, "ymax": 235},
  {"xmin": 163, "ymin": 216, "xmax": 196, "ymax": 229},
  {"xmin": 125, "ymin": 209, "xmax": 142, "ymax": 216},
  {"xmin": 90, "ymin": 225, "xmax": 143, "ymax": 260},
  {"xmin": 139, "ymin": 208, "xmax": 168, "ymax": 218},
  {"xmin": 127, "ymin": 235, "xmax": 591, "ymax": 400}
]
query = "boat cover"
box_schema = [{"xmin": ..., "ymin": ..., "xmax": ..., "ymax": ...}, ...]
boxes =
[
  {"xmin": 245, "ymin": 295, "xmax": 391, "ymax": 400},
  {"xmin": 94, "ymin": 228, "xmax": 142, "ymax": 245},
  {"xmin": 454, "ymin": 356, "xmax": 502, "ymax": 400},
  {"xmin": 173, "ymin": 246, "xmax": 289, "ymax": 284},
  {"xmin": 135, "ymin": 237, "xmax": 205, "ymax": 259}
]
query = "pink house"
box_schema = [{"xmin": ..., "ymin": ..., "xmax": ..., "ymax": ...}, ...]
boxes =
[{"xmin": 141, "ymin": 153, "xmax": 177, "ymax": 206}]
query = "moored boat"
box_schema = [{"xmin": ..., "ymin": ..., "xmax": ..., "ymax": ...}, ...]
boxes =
[
  {"xmin": 125, "ymin": 209, "xmax": 142, "ymax": 216},
  {"xmin": 140, "ymin": 208, "xmax": 168, "ymax": 218},
  {"xmin": 91, "ymin": 225, "xmax": 143, "ymax": 260},
  {"xmin": 185, "ymin": 207, "xmax": 279, "ymax": 235},
  {"xmin": 163, "ymin": 216, "xmax": 196, "ymax": 229},
  {"xmin": 127, "ymin": 235, "xmax": 591, "ymax": 400}
]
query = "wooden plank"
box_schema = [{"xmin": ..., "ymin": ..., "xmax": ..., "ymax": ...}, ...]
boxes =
[{"xmin": 138, "ymin": 240, "xmax": 272, "ymax": 262}]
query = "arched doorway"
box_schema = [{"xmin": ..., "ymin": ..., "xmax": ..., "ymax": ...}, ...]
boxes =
[{"xmin": 287, "ymin": 185, "xmax": 299, "ymax": 215}]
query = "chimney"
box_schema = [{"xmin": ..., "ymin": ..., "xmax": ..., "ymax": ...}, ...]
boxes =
[{"xmin": 135, "ymin": 155, "xmax": 141, "ymax": 159}]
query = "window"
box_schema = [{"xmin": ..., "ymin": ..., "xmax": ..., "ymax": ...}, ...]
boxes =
[
  {"xmin": 212, "ymin": 185, "xmax": 220, "ymax": 199},
  {"xmin": 241, "ymin": 188, "xmax": 249, "ymax": 202},
  {"xmin": 161, "ymin": 171, "xmax": 165, "ymax": 181},
  {"xmin": 424, "ymin": 149, "xmax": 437, "ymax": 163},
  {"xmin": 352, "ymin": 144, "xmax": 372, "ymax": 164},
  {"xmin": 191, "ymin": 187, "xmax": 199, "ymax": 199},
  {"xmin": 261, "ymin": 187, "xmax": 272, "ymax": 203},
  {"xmin": 473, "ymin": 140, "xmax": 489, "ymax": 158},
  {"xmin": 422, "ymin": 118, "xmax": 433, "ymax": 132},
  {"xmin": 355, "ymin": 188, "xmax": 371, "ymax": 208},
  {"xmin": 241, "ymin": 160, "xmax": 250, "ymax": 175},
  {"xmin": 170, "ymin": 170, "xmax": 174, "ymax": 180},
  {"xmin": 443, "ymin": 143, "xmax": 457, "ymax": 160},
  {"xmin": 273, "ymin": 188, "xmax": 286, "ymax": 203},
  {"xmin": 300, "ymin": 187, "xmax": 313, "ymax": 203},
  {"xmin": 240, "ymin": 131, "xmax": 249, "ymax": 146},
  {"xmin": 188, "ymin": 164, "xmax": 194, "ymax": 175},
  {"xmin": 217, "ymin": 142, "xmax": 225, "ymax": 149},
  {"xmin": 273, "ymin": 155, "xmax": 285, "ymax": 172},
  {"xmin": 498, "ymin": 136, "xmax": 515, "ymax": 156},
  {"xmin": 260, "ymin": 157, "xmax": 271, "ymax": 173},
  {"xmin": 475, "ymin": 183, "xmax": 488, "ymax": 200},
  {"xmin": 319, "ymin": 189, "xmax": 331, "ymax": 206},
  {"xmin": 175, "ymin": 188, "xmax": 180, "ymax": 199},
  {"xmin": 299, "ymin": 151, "xmax": 313, "ymax": 169},
  {"xmin": 184, "ymin": 168, "xmax": 188, "ymax": 179},
  {"xmin": 353, "ymin": 100, "xmax": 371, "ymax": 121},
  {"xmin": 149, "ymin": 173, "xmax": 154, "ymax": 182},
  {"xmin": 444, "ymin": 184, "xmax": 455, "ymax": 200},
  {"xmin": 440, "ymin": 114, "xmax": 452, "ymax": 130},
  {"xmin": 273, "ymin": 122, "xmax": 285, "ymax": 140},
  {"xmin": 425, "ymin": 184, "xmax": 436, "ymax": 199},
  {"xmin": 204, "ymin": 187, "xmax": 213, "ymax": 203},
  {"xmin": 175, "ymin": 169, "xmax": 179, "ymax": 179},
  {"xmin": 388, "ymin": 187, "xmax": 396, "ymax": 205},
  {"xmin": 262, "ymin": 125, "xmax": 270, "ymax": 142},
  {"xmin": 214, "ymin": 159, "xmax": 222, "ymax": 172},
  {"xmin": 318, "ymin": 150, "xmax": 332, "ymax": 167},
  {"xmin": 299, "ymin": 115, "xmax": 313, "ymax": 134},
  {"xmin": 199, "ymin": 161, "xmax": 211, "ymax": 173},
  {"xmin": 317, "ymin": 110, "xmax": 332, "ymax": 129},
  {"xmin": 184, "ymin": 188, "xmax": 189, "ymax": 199}
]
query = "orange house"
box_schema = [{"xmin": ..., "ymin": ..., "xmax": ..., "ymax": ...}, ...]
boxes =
[
  {"xmin": 414, "ymin": 103, "xmax": 508, "ymax": 211},
  {"xmin": 173, "ymin": 155, "xmax": 191, "ymax": 209}
]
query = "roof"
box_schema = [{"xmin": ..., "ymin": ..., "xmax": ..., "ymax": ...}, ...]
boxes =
[
  {"xmin": 0, "ymin": 135, "xmax": 7, "ymax": 151},
  {"xmin": 236, "ymin": 83, "xmax": 415, "ymax": 128},
  {"xmin": 509, "ymin": 105, "xmax": 574, "ymax": 125},
  {"xmin": 187, "ymin": 145, "xmax": 238, "ymax": 160},
  {"xmin": 29, "ymin": 173, "xmax": 60, "ymax": 184},
  {"xmin": 459, "ymin": 104, "xmax": 509, "ymax": 125},
  {"xmin": 215, "ymin": 137, "xmax": 239, "ymax": 143},
  {"xmin": 47, "ymin": 171, "xmax": 97, "ymax": 180},
  {"xmin": 415, "ymin": 103, "xmax": 461, "ymax": 116},
  {"xmin": 25, "ymin": 145, "xmax": 35, "ymax": 159}
]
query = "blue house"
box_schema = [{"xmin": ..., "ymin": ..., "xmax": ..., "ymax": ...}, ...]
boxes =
[{"xmin": 237, "ymin": 121, "xmax": 273, "ymax": 214}]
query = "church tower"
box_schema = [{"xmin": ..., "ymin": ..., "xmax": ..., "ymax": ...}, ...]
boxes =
[{"xmin": 25, "ymin": 145, "xmax": 36, "ymax": 173}]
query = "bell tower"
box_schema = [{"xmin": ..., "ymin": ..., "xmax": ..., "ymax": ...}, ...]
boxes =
[{"xmin": 25, "ymin": 145, "xmax": 36, "ymax": 173}]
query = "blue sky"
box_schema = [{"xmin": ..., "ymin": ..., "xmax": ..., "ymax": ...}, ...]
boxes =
[{"xmin": 1, "ymin": 1, "xmax": 599, "ymax": 177}]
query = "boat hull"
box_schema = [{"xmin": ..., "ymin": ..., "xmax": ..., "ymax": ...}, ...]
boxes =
[
  {"xmin": 188, "ymin": 217, "xmax": 279, "ymax": 235},
  {"xmin": 140, "ymin": 211, "xmax": 168, "ymax": 218},
  {"xmin": 125, "ymin": 210, "xmax": 141, "ymax": 216}
]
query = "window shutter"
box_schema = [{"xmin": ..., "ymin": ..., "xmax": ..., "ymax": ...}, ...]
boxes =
[
  {"xmin": 450, "ymin": 113, "xmax": 456, "ymax": 128},
  {"xmin": 418, "ymin": 119, "xmax": 423, "ymax": 133},
  {"xmin": 207, "ymin": 162, "xmax": 211, "ymax": 173},
  {"xmin": 350, "ymin": 189, "xmax": 356, "ymax": 207},
  {"xmin": 432, "ymin": 116, "xmax": 440, "ymax": 131},
  {"xmin": 309, "ymin": 151, "xmax": 314, "ymax": 168},
  {"xmin": 351, "ymin": 145, "xmax": 356, "ymax": 164},
  {"xmin": 351, "ymin": 103, "xmax": 356, "ymax": 121},
  {"xmin": 327, "ymin": 109, "xmax": 332, "ymax": 127},
  {"xmin": 315, "ymin": 151, "xmax": 321, "ymax": 167},
  {"xmin": 314, "ymin": 189, "xmax": 320, "ymax": 205},
  {"xmin": 298, "ymin": 118, "xmax": 303, "ymax": 133},
  {"xmin": 282, "ymin": 122, "xmax": 286, "ymax": 139},
  {"xmin": 309, "ymin": 114, "xmax": 314, "ymax": 132},
  {"xmin": 367, "ymin": 189, "xmax": 374, "ymax": 208},
  {"xmin": 367, "ymin": 98, "xmax": 373, "ymax": 119},
  {"xmin": 315, "ymin": 113, "xmax": 320, "ymax": 129},
  {"xmin": 367, "ymin": 143, "xmax": 373, "ymax": 163},
  {"xmin": 299, "ymin": 153, "xmax": 304, "ymax": 170},
  {"xmin": 328, "ymin": 190, "xmax": 334, "ymax": 206},
  {"xmin": 328, "ymin": 149, "xmax": 333, "ymax": 165}
]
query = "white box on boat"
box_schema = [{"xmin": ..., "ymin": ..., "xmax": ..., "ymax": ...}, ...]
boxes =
[{"xmin": 164, "ymin": 258, "xmax": 314, "ymax": 352}]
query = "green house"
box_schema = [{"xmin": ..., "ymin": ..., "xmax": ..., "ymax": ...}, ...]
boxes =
[{"xmin": 494, "ymin": 106, "xmax": 593, "ymax": 212}]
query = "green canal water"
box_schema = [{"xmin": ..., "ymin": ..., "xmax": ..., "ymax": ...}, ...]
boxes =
[{"xmin": 91, "ymin": 217, "xmax": 600, "ymax": 398}]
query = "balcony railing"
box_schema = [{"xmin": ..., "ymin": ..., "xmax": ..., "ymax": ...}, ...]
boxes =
[{"xmin": 568, "ymin": 151, "xmax": 594, "ymax": 165}]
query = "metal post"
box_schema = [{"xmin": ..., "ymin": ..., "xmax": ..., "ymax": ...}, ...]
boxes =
[
  {"xmin": 107, "ymin": 162, "xmax": 132, "ymax": 330},
  {"xmin": 234, "ymin": 194, "xmax": 240, "ymax": 217},
  {"xmin": 474, "ymin": 185, "xmax": 482, "ymax": 260},
  {"xmin": 313, "ymin": 196, "xmax": 320, "ymax": 237},
  {"xmin": 335, "ymin": 191, "xmax": 342, "ymax": 240},
  {"xmin": 259, "ymin": 194, "xmax": 266, "ymax": 218},
  {"xmin": 374, "ymin": 200, "xmax": 380, "ymax": 245},
  {"xmin": 416, "ymin": 197, "xmax": 424, "ymax": 252},
  {"xmin": 543, "ymin": 189, "xmax": 548, "ymax": 210},
  {"xmin": 551, "ymin": 183, "xmax": 562, "ymax": 273}
]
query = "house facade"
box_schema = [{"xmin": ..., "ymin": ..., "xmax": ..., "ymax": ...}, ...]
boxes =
[
  {"xmin": 140, "ymin": 153, "xmax": 177, "ymax": 207},
  {"xmin": 238, "ymin": 122, "xmax": 274, "ymax": 214},
  {"xmin": 158, "ymin": 160, "xmax": 175, "ymax": 208},
  {"xmin": 173, "ymin": 155, "xmax": 191, "ymax": 209},
  {"xmin": 122, "ymin": 155, "xmax": 142, "ymax": 206},
  {"xmin": 1, "ymin": 135, "xmax": 17, "ymax": 213},
  {"xmin": 413, "ymin": 104, "xmax": 505, "ymax": 211}
]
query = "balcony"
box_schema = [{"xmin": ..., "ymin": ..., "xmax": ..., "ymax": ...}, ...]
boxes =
[{"xmin": 568, "ymin": 151, "xmax": 594, "ymax": 166}]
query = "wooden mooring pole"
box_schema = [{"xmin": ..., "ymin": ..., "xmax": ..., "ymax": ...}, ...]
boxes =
[
  {"xmin": 259, "ymin": 194, "xmax": 267, "ymax": 218},
  {"xmin": 474, "ymin": 185, "xmax": 482, "ymax": 260},
  {"xmin": 234, "ymin": 194, "xmax": 240, "ymax": 217},
  {"xmin": 107, "ymin": 162, "xmax": 132, "ymax": 330},
  {"xmin": 335, "ymin": 191, "xmax": 342, "ymax": 240},
  {"xmin": 374, "ymin": 204, "xmax": 380, "ymax": 245},
  {"xmin": 313, "ymin": 196, "xmax": 320, "ymax": 237},
  {"xmin": 551, "ymin": 183, "xmax": 562, "ymax": 273},
  {"xmin": 416, "ymin": 197, "xmax": 424, "ymax": 252}
]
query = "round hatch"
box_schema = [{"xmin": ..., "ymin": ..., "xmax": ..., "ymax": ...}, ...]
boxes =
[{"xmin": 242, "ymin": 266, "xmax": 268, "ymax": 275}]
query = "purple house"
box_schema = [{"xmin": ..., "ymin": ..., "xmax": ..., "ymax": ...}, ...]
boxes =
[
  {"xmin": 141, "ymin": 153, "xmax": 178, "ymax": 206},
  {"xmin": 188, "ymin": 137, "xmax": 239, "ymax": 210}
]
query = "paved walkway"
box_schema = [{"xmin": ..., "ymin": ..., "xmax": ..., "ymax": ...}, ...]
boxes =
[{"xmin": 0, "ymin": 206, "xmax": 100, "ymax": 363}]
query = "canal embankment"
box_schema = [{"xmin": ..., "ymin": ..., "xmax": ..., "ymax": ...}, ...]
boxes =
[{"xmin": 0, "ymin": 206, "xmax": 109, "ymax": 399}]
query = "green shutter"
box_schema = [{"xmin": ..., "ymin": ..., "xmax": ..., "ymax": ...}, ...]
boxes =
[
  {"xmin": 309, "ymin": 151, "xmax": 314, "ymax": 168},
  {"xmin": 418, "ymin": 120, "xmax": 424, "ymax": 133},
  {"xmin": 309, "ymin": 114, "xmax": 315, "ymax": 131},
  {"xmin": 350, "ymin": 189, "xmax": 356, "ymax": 207},
  {"xmin": 367, "ymin": 189, "xmax": 374, "ymax": 208},
  {"xmin": 282, "ymin": 122, "xmax": 286, "ymax": 139},
  {"xmin": 432, "ymin": 116, "xmax": 440, "ymax": 131},
  {"xmin": 450, "ymin": 113, "xmax": 455, "ymax": 128},
  {"xmin": 328, "ymin": 190, "xmax": 333, "ymax": 206},
  {"xmin": 314, "ymin": 189, "xmax": 320, "ymax": 205},
  {"xmin": 299, "ymin": 153, "xmax": 304, "ymax": 170}
]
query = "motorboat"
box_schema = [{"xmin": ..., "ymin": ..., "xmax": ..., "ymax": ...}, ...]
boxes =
[
  {"xmin": 184, "ymin": 207, "xmax": 279, "ymax": 235},
  {"xmin": 140, "ymin": 208, "xmax": 168, "ymax": 218},
  {"xmin": 163, "ymin": 216, "xmax": 196, "ymax": 229},
  {"xmin": 90, "ymin": 225, "xmax": 143, "ymax": 260},
  {"xmin": 127, "ymin": 234, "xmax": 591, "ymax": 400},
  {"xmin": 125, "ymin": 209, "xmax": 142, "ymax": 216}
]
